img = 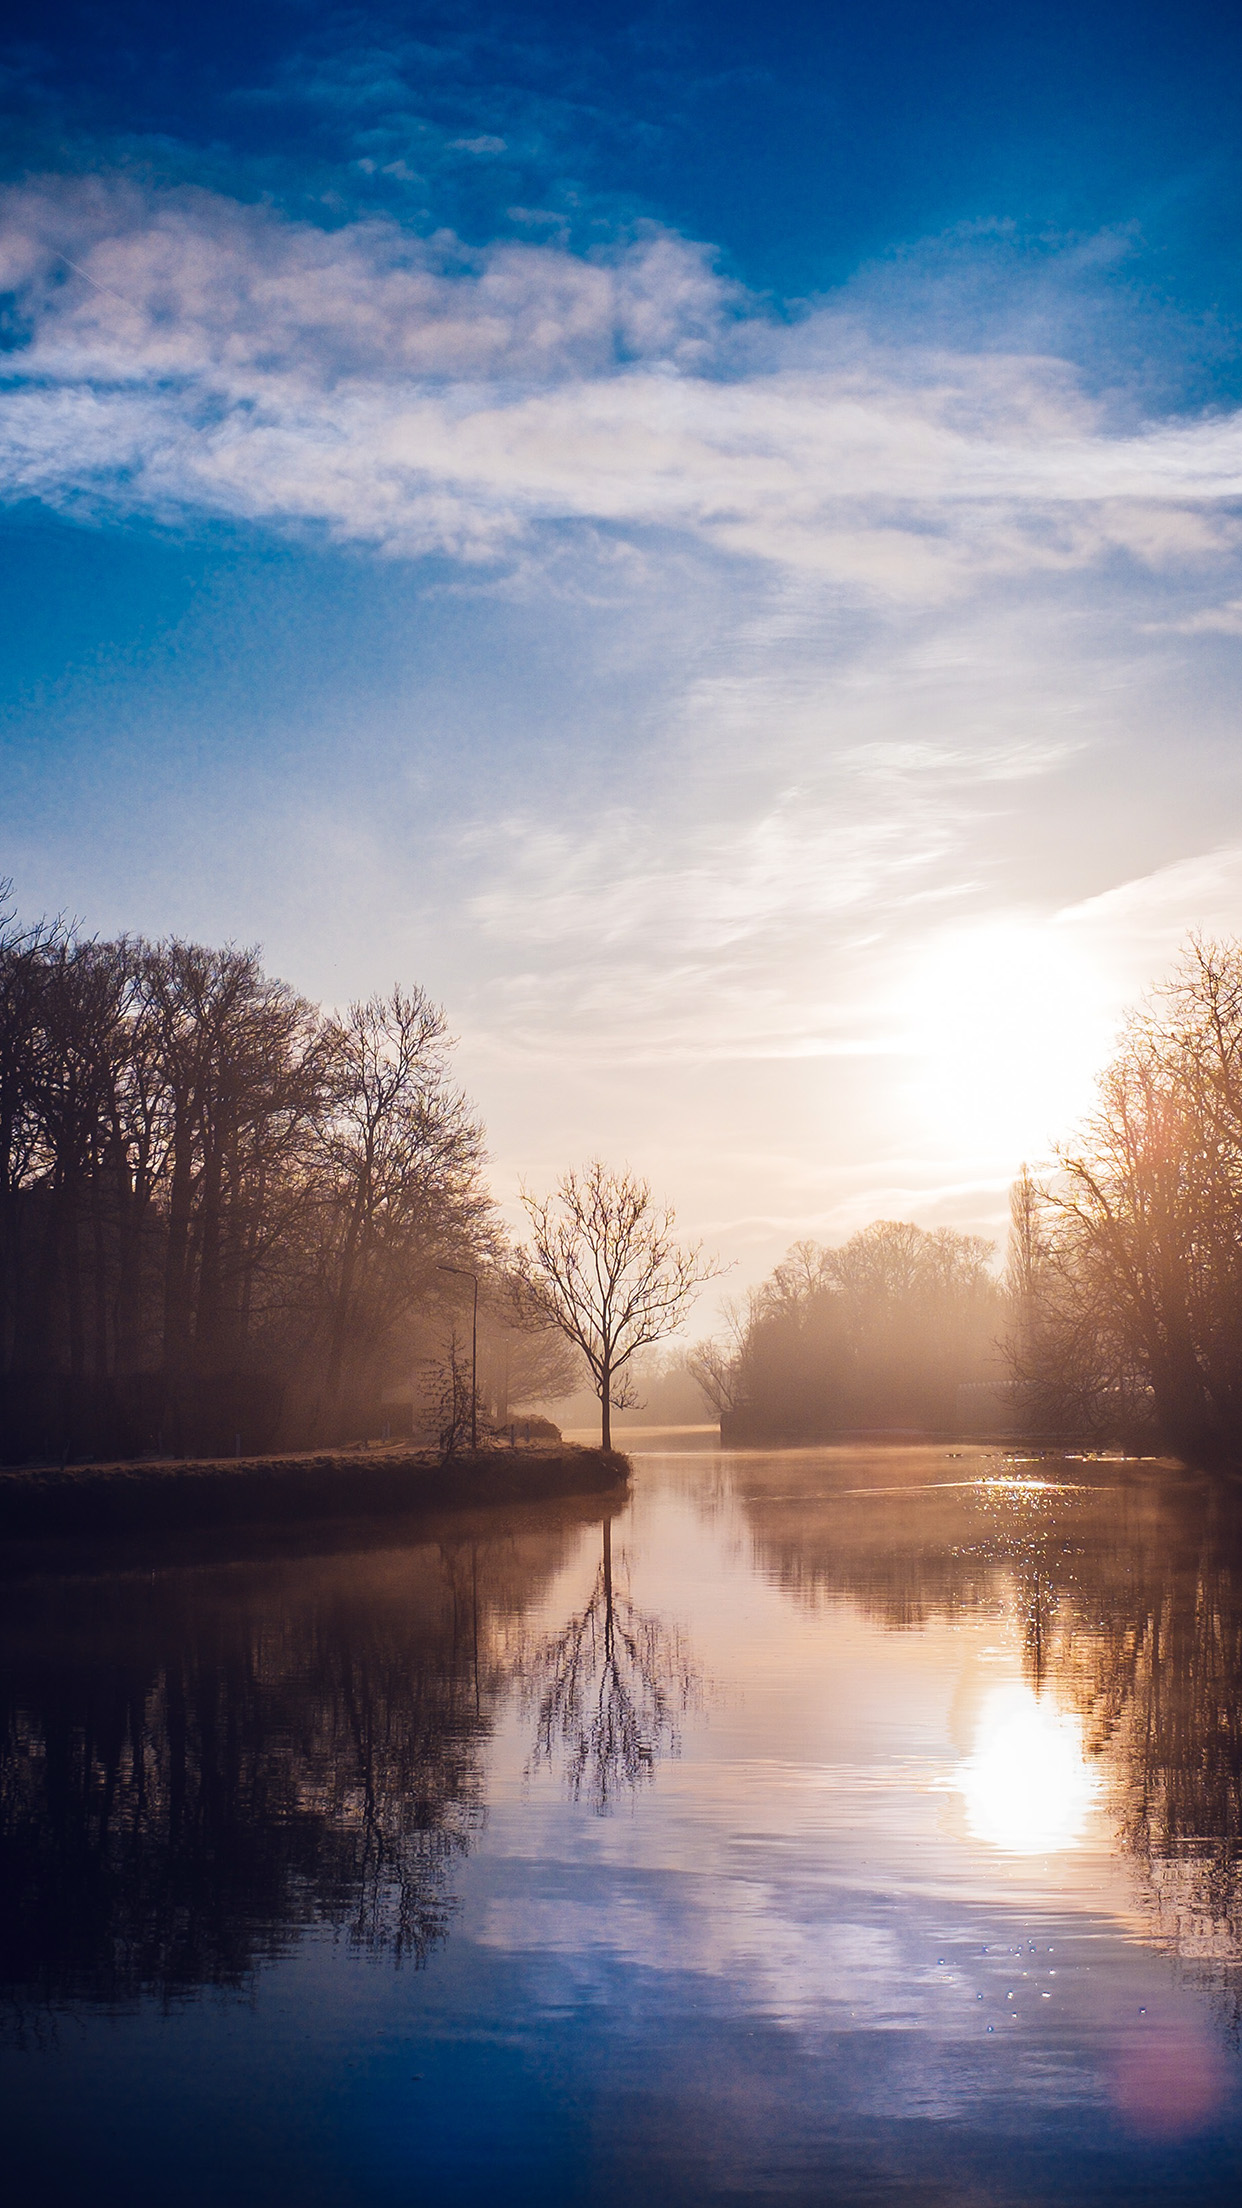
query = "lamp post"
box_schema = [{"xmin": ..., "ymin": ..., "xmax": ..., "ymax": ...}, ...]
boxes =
[{"xmin": 437, "ymin": 1263, "xmax": 479, "ymax": 1452}]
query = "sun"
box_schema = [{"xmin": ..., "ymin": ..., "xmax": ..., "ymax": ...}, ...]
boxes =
[{"xmin": 898, "ymin": 917, "xmax": 1116, "ymax": 1163}]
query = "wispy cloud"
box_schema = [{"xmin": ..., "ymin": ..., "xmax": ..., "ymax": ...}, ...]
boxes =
[
  {"xmin": 3, "ymin": 178, "xmax": 1242, "ymax": 590},
  {"xmin": 453, "ymin": 739, "xmax": 997, "ymax": 1066}
]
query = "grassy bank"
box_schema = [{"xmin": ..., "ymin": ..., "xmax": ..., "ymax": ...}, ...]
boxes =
[{"xmin": 0, "ymin": 1443, "xmax": 630, "ymax": 1541}]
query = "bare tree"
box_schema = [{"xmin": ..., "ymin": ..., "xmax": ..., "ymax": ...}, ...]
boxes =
[
  {"xmin": 0, "ymin": 894, "xmax": 498, "ymax": 1462},
  {"xmin": 1018, "ymin": 937, "xmax": 1242, "ymax": 1460},
  {"xmin": 686, "ymin": 1294, "xmax": 751, "ymax": 1420},
  {"xmin": 310, "ymin": 987, "xmax": 494, "ymax": 1441},
  {"xmin": 140, "ymin": 941, "xmax": 323, "ymax": 1385},
  {"xmin": 1000, "ymin": 1164, "xmax": 1119, "ymax": 1441},
  {"xmin": 517, "ymin": 1162, "xmax": 719, "ymax": 1448},
  {"xmin": 430, "ymin": 1330, "xmax": 474, "ymax": 1460}
]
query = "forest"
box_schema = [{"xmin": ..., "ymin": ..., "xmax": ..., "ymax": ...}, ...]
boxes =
[
  {"xmin": 690, "ymin": 1220, "xmax": 1006, "ymax": 1443},
  {"xmin": 0, "ymin": 899, "xmax": 571, "ymax": 1463}
]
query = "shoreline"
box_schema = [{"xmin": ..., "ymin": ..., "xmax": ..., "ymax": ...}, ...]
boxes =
[{"xmin": 0, "ymin": 1442, "xmax": 630, "ymax": 1541}]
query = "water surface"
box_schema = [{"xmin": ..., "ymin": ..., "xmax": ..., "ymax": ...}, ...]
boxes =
[{"xmin": 5, "ymin": 1445, "xmax": 1242, "ymax": 2204}]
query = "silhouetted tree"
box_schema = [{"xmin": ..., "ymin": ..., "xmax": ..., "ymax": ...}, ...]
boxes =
[
  {"xmin": 141, "ymin": 940, "xmax": 324, "ymax": 1412},
  {"xmin": 475, "ymin": 1269, "xmax": 582, "ymax": 1428},
  {"xmin": 0, "ymin": 900, "xmax": 497, "ymax": 1461},
  {"xmin": 518, "ymin": 1162, "xmax": 718, "ymax": 1448},
  {"xmin": 686, "ymin": 1295, "xmax": 750, "ymax": 1420},
  {"xmin": 1014, "ymin": 938, "xmax": 1242, "ymax": 1462},
  {"xmin": 308, "ymin": 987, "xmax": 493, "ymax": 1441}
]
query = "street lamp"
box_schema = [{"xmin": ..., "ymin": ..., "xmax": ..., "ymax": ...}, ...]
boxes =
[{"xmin": 437, "ymin": 1263, "xmax": 479, "ymax": 1452}]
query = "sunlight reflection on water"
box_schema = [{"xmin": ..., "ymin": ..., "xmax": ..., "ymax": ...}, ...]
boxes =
[{"xmin": 954, "ymin": 1682, "xmax": 1102, "ymax": 1854}]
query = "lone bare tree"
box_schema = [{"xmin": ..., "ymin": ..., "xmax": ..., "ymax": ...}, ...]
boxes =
[{"xmin": 517, "ymin": 1162, "xmax": 718, "ymax": 1448}]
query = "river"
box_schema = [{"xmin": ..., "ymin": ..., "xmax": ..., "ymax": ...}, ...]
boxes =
[{"xmin": 4, "ymin": 1442, "xmax": 1242, "ymax": 2204}]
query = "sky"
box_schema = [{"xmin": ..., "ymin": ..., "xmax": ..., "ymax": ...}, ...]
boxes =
[{"xmin": 4, "ymin": 0, "xmax": 1242, "ymax": 1300}]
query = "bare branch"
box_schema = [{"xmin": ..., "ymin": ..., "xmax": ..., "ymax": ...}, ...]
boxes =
[{"xmin": 516, "ymin": 1161, "xmax": 721, "ymax": 1448}]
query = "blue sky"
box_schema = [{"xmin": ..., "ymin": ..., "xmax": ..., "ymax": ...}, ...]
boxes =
[{"xmin": 4, "ymin": 1, "xmax": 1242, "ymax": 1289}]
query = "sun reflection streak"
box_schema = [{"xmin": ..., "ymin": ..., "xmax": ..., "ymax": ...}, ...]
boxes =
[{"xmin": 955, "ymin": 1683, "xmax": 1101, "ymax": 1855}]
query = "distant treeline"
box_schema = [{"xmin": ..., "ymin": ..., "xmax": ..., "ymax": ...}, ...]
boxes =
[
  {"xmin": 1009, "ymin": 939, "xmax": 1242, "ymax": 1465},
  {"xmin": 692, "ymin": 1221, "xmax": 1005, "ymax": 1443},
  {"xmin": 692, "ymin": 940, "xmax": 1242, "ymax": 1467},
  {"xmin": 0, "ymin": 898, "xmax": 570, "ymax": 1464}
]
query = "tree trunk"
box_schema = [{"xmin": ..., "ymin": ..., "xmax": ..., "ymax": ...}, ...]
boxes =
[
  {"xmin": 113, "ymin": 1154, "xmax": 143, "ymax": 1376},
  {"xmin": 194, "ymin": 1107, "xmax": 229, "ymax": 1369},
  {"xmin": 91, "ymin": 1172, "xmax": 110, "ymax": 1378},
  {"xmin": 162, "ymin": 1105, "xmax": 196, "ymax": 1379},
  {"xmin": 0, "ymin": 1097, "xmax": 18, "ymax": 1375},
  {"xmin": 321, "ymin": 1188, "xmax": 367, "ymax": 1439},
  {"xmin": 60, "ymin": 1176, "xmax": 85, "ymax": 1381}
]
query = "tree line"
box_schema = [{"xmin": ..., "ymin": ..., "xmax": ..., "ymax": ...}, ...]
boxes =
[
  {"xmin": 691, "ymin": 1219, "xmax": 1004, "ymax": 1443},
  {"xmin": 0, "ymin": 895, "xmax": 574, "ymax": 1461},
  {"xmin": 14, "ymin": 882, "xmax": 1242, "ymax": 1469},
  {"xmin": 0, "ymin": 892, "xmax": 717, "ymax": 1463},
  {"xmin": 1008, "ymin": 937, "xmax": 1242, "ymax": 1465}
]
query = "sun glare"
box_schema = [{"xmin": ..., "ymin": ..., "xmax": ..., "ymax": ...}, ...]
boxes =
[
  {"xmin": 900, "ymin": 920, "xmax": 1115, "ymax": 1161},
  {"xmin": 954, "ymin": 1683, "xmax": 1101, "ymax": 1855}
]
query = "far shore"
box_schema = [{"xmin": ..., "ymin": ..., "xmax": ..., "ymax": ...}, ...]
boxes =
[{"xmin": 0, "ymin": 1441, "xmax": 630, "ymax": 1542}]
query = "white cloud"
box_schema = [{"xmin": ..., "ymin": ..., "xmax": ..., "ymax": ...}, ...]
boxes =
[
  {"xmin": 1056, "ymin": 846, "xmax": 1242, "ymax": 984},
  {"xmin": 3, "ymin": 177, "xmax": 1242, "ymax": 590},
  {"xmin": 453, "ymin": 768, "xmax": 972, "ymax": 1067}
]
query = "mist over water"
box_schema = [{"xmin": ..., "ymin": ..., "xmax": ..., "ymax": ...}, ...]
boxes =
[{"xmin": 6, "ymin": 1447, "xmax": 1242, "ymax": 2205}]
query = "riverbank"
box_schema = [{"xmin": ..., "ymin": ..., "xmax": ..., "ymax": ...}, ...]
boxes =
[{"xmin": 0, "ymin": 1442, "xmax": 630, "ymax": 1541}]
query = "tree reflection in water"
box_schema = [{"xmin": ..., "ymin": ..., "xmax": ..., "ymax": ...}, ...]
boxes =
[
  {"xmin": 735, "ymin": 1452, "xmax": 1242, "ymax": 1989},
  {"xmin": 0, "ymin": 1507, "xmax": 598, "ymax": 2014},
  {"xmin": 524, "ymin": 1518, "xmax": 701, "ymax": 1813},
  {"xmin": 1056, "ymin": 1492, "xmax": 1242, "ymax": 1973}
]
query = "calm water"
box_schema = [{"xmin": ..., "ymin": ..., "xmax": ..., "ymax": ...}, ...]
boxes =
[{"xmin": 5, "ymin": 1444, "xmax": 1242, "ymax": 2205}]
